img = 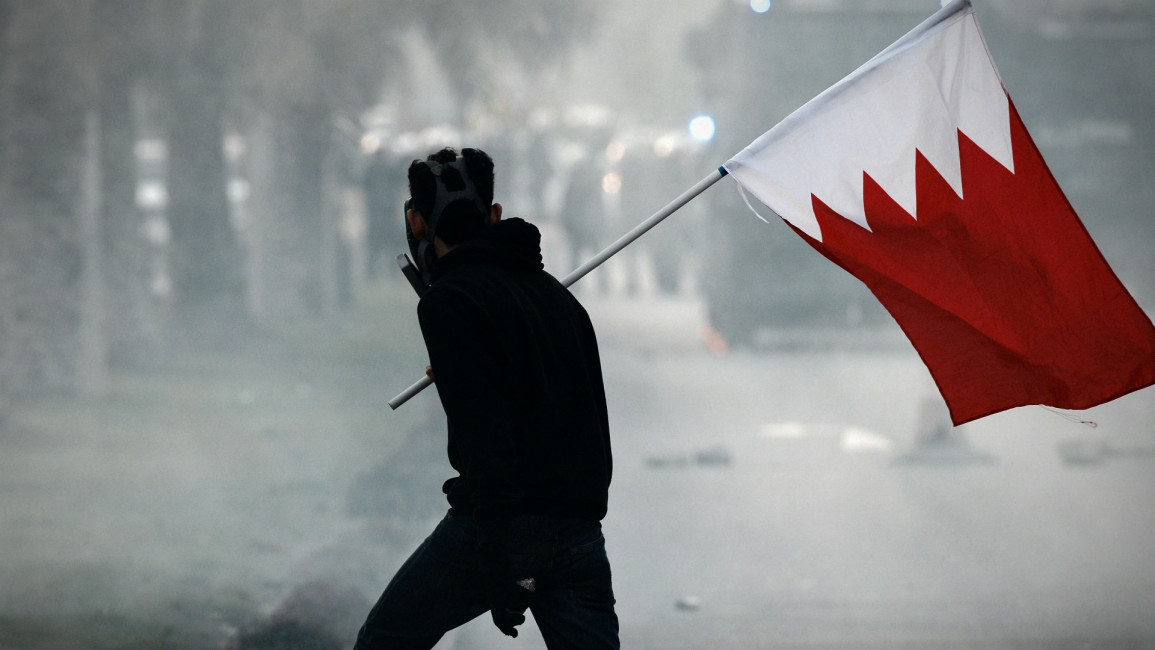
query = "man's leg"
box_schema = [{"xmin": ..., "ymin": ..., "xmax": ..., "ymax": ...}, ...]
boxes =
[
  {"xmin": 528, "ymin": 523, "xmax": 620, "ymax": 650},
  {"xmin": 354, "ymin": 515, "xmax": 490, "ymax": 650}
]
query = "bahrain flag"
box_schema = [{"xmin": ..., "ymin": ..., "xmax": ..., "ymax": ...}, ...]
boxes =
[{"xmin": 724, "ymin": 0, "xmax": 1155, "ymax": 425}]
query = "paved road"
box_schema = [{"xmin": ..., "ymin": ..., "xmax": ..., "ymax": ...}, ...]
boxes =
[{"xmin": 3, "ymin": 289, "xmax": 1151, "ymax": 649}]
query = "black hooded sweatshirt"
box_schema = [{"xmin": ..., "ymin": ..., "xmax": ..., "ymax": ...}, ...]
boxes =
[{"xmin": 417, "ymin": 217, "xmax": 612, "ymax": 548}]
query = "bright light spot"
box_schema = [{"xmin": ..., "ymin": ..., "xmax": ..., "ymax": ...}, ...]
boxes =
[
  {"xmin": 360, "ymin": 133, "xmax": 381, "ymax": 155},
  {"xmin": 602, "ymin": 172, "xmax": 622, "ymax": 194},
  {"xmin": 134, "ymin": 138, "xmax": 167, "ymax": 162},
  {"xmin": 227, "ymin": 178, "xmax": 251, "ymax": 205},
  {"xmin": 136, "ymin": 182, "xmax": 169, "ymax": 210},
  {"xmin": 750, "ymin": 0, "xmax": 771, "ymax": 13},
  {"xmin": 654, "ymin": 134, "xmax": 677, "ymax": 158},
  {"xmin": 605, "ymin": 140, "xmax": 626, "ymax": 163},
  {"xmin": 840, "ymin": 427, "xmax": 894, "ymax": 453},
  {"xmin": 759, "ymin": 421, "xmax": 806, "ymax": 439},
  {"xmin": 688, "ymin": 115, "xmax": 716, "ymax": 142},
  {"xmin": 223, "ymin": 134, "xmax": 246, "ymax": 161}
]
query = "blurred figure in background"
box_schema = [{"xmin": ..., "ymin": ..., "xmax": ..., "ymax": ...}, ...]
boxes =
[{"xmin": 559, "ymin": 157, "xmax": 606, "ymax": 274}]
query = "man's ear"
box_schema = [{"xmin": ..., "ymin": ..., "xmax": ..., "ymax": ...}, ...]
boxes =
[
  {"xmin": 406, "ymin": 208, "xmax": 428, "ymax": 239},
  {"xmin": 489, "ymin": 203, "xmax": 503, "ymax": 225}
]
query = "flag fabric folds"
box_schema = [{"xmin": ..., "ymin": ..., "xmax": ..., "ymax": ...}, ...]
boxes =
[{"xmin": 723, "ymin": 0, "xmax": 1155, "ymax": 425}]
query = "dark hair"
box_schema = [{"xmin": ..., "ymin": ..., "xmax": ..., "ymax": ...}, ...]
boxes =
[{"xmin": 407, "ymin": 147, "xmax": 495, "ymax": 246}]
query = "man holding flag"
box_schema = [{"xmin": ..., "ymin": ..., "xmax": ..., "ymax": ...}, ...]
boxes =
[{"xmin": 357, "ymin": 148, "xmax": 619, "ymax": 648}]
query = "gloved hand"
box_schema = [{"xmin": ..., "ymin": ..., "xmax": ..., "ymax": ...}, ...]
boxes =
[
  {"xmin": 491, "ymin": 602, "xmax": 526, "ymax": 638},
  {"xmin": 477, "ymin": 519, "xmax": 534, "ymax": 637},
  {"xmin": 483, "ymin": 568, "xmax": 535, "ymax": 637}
]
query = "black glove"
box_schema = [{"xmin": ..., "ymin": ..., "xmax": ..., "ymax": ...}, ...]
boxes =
[
  {"xmin": 477, "ymin": 516, "xmax": 534, "ymax": 637},
  {"xmin": 491, "ymin": 601, "xmax": 527, "ymax": 638},
  {"xmin": 482, "ymin": 564, "xmax": 535, "ymax": 637}
]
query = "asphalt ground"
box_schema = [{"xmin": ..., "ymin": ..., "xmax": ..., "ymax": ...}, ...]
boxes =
[{"xmin": 2, "ymin": 286, "xmax": 1152, "ymax": 649}]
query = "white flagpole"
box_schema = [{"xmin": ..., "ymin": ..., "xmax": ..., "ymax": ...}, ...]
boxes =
[{"xmin": 387, "ymin": 166, "xmax": 729, "ymax": 410}]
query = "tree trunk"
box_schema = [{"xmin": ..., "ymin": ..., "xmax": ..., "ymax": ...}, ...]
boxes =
[
  {"xmin": 77, "ymin": 110, "xmax": 108, "ymax": 395},
  {"xmin": 250, "ymin": 105, "xmax": 331, "ymax": 326},
  {"xmin": 96, "ymin": 0, "xmax": 165, "ymax": 366},
  {"xmin": 163, "ymin": 1, "xmax": 246, "ymax": 341},
  {"xmin": 0, "ymin": 0, "xmax": 98, "ymax": 395}
]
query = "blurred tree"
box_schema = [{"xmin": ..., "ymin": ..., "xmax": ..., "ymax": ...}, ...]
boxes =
[
  {"xmin": 0, "ymin": 0, "xmax": 610, "ymax": 401},
  {"xmin": 143, "ymin": 0, "xmax": 604, "ymax": 332},
  {"xmin": 93, "ymin": 0, "xmax": 165, "ymax": 365},
  {"xmin": 223, "ymin": 0, "xmax": 603, "ymax": 324},
  {"xmin": 0, "ymin": 0, "xmax": 98, "ymax": 394},
  {"xmin": 151, "ymin": 0, "xmax": 248, "ymax": 339},
  {"xmin": 226, "ymin": 0, "xmax": 411, "ymax": 325}
]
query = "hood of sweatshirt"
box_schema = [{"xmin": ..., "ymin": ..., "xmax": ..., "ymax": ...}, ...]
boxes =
[{"xmin": 432, "ymin": 217, "xmax": 544, "ymax": 280}]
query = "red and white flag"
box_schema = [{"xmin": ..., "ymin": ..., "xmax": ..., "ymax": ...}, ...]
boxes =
[{"xmin": 724, "ymin": 0, "xmax": 1155, "ymax": 425}]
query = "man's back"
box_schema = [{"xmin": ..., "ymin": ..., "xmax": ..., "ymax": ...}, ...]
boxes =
[{"xmin": 417, "ymin": 217, "xmax": 612, "ymax": 526}]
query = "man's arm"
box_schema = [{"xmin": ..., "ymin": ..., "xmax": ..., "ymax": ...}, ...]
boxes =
[
  {"xmin": 417, "ymin": 289, "xmax": 522, "ymax": 542},
  {"xmin": 418, "ymin": 288, "xmax": 533, "ymax": 636}
]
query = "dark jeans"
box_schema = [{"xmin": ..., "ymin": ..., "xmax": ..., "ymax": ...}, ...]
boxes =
[{"xmin": 354, "ymin": 513, "xmax": 619, "ymax": 649}]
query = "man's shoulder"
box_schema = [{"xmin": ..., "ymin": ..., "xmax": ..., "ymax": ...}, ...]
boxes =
[{"xmin": 416, "ymin": 280, "xmax": 470, "ymax": 318}]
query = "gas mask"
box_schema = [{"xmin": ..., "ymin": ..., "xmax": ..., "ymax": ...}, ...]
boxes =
[{"xmin": 400, "ymin": 159, "xmax": 488, "ymax": 294}]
